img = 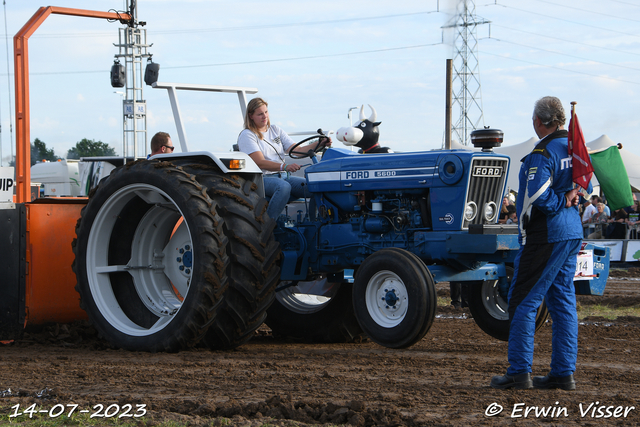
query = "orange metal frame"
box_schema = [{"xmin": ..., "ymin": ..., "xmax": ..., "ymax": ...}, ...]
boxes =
[
  {"xmin": 14, "ymin": 6, "xmax": 131, "ymax": 203},
  {"xmin": 12, "ymin": 7, "xmax": 131, "ymax": 325}
]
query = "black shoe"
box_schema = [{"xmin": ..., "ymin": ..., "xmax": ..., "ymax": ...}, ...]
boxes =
[
  {"xmin": 532, "ymin": 374, "xmax": 576, "ymax": 390},
  {"xmin": 490, "ymin": 373, "xmax": 533, "ymax": 389}
]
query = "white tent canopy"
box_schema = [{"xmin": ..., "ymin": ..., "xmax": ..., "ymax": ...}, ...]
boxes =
[
  {"xmin": 450, "ymin": 134, "xmax": 640, "ymax": 194},
  {"xmin": 449, "ymin": 137, "xmax": 537, "ymax": 193}
]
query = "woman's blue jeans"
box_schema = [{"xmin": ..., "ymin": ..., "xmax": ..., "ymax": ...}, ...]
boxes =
[{"xmin": 264, "ymin": 173, "xmax": 310, "ymax": 220}]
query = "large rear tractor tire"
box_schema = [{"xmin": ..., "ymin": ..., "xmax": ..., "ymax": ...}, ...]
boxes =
[
  {"xmin": 73, "ymin": 160, "xmax": 229, "ymax": 352},
  {"xmin": 173, "ymin": 163, "xmax": 281, "ymax": 350},
  {"xmin": 353, "ymin": 248, "xmax": 437, "ymax": 349},
  {"xmin": 266, "ymin": 280, "xmax": 365, "ymax": 343},
  {"xmin": 466, "ymin": 266, "xmax": 550, "ymax": 341}
]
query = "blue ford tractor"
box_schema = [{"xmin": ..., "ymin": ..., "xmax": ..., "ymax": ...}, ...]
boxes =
[
  {"xmin": 266, "ymin": 131, "xmax": 533, "ymax": 347},
  {"xmin": 72, "ymin": 127, "xmax": 610, "ymax": 351},
  {"xmin": 264, "ymin": 133, "xmax": 610, "ymax": 348}
]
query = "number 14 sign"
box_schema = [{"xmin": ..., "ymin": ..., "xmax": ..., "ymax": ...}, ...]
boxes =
[{"xmin": 575, "ymin": 249, "xmax": 594, "ymax": 281}]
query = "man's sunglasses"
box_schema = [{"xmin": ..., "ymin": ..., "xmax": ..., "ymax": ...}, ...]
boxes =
[{"xmin": 163, "ymin": 145, "xmax": 175, "ymax": 151}]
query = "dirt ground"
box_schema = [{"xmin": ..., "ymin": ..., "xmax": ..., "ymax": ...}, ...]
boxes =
[{"xmin": 1, "ymin": 272, "xmax": 639, "ymax": 426}]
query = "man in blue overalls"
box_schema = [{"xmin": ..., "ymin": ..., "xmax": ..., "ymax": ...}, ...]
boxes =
[{"xmin": 491, "ymin": 96, "xmax": 583, "ymax": 390}]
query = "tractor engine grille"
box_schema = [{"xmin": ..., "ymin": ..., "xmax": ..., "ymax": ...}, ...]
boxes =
[{"xmin": 464, "ymin": 157, "xmax": 509, "ymax": 229}]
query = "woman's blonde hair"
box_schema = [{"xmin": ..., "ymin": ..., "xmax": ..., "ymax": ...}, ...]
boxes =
[{"xmin": 244, "ymin": 97, "xmax": 270, "ymax": 140}]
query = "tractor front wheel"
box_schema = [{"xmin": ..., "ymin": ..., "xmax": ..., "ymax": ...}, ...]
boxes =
[{"xmin": 353, "ymin": 248, "xmax": 436, "ymax": 349}]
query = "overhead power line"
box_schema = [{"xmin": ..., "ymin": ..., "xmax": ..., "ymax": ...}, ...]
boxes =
[
  {"xmin": 608, "ymin": 0, "xmax": 640, "ymax": 6},
  {"xmin": 0, "ymin": 42, "xmax": 443, "ymax": 76},
  {"xmin": 488, "ymin": 37, "xmax": 640, "ymax": 73},
  {"xmin": 493, "ymin": 24, "xmax": 640, "ymax": 58},
  {"xmin": 160, "ymin": 43, "xmax": 442, "ymax": 70},
  {"xmin": 18, "ymin": 10, "xmax": 440, "ymax": 39},
  {"xmin": 490, "ymin": 3, "xmax": 640, "ymax": 40},
  {"xmin": 533, "ymin": 0, "xmax": 640, "ymax": 24},
  {"xmin": 1, "ymin": 2, "xmax": 638, "ymax": 92},
  {"xmin": 480, "ymin": 49, "xmax": 640, "ymax": 86}
]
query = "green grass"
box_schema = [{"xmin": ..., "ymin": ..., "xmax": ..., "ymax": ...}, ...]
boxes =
[
  {"xmin": 0, "ymin": 409, "xmax": 140, "ymax": 427},
  {"xmin": 0, "ymin": 409, "xmax": 267, "ymax": 427},
  {"xmin": 437, "ymin": 294, "xmax": 640, "ymax": 320},
  {"xmin": 0, "ymin": 407, "xmax": 309, "ymax": 427},
  {"xmin": 576, "ymin": 303, "xmax": 640, "ymax": 320},
  {"xmin": 437, "ymin": 296, "xmax": 451, "ymax": 307}
]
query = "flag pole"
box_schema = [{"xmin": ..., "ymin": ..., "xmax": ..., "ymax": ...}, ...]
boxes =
[
  {"xmin": 570, "ymin": 101, "xmax": 577, "ymax": 190},
  {"xmin": 569, "ymin": 100, "xmax": 593, "ymax": 197},
  {"xmin": 587, "ymin": 143, "xmax": 623, "ymax": 155},
  {"xmin": 570, "ymin": 101, "xmax": 577, "ymax": 145}
]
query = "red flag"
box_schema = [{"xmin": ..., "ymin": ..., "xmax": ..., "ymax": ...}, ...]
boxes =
[{"xmin": 567, "ymin": 112, "xmax": 593, "ymax": 191}]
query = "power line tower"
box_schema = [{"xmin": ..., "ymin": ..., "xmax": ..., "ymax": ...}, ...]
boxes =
[
  {"xmin": 111, "ymin": 1, "xmax": 153, "ymax": 159},
  {"xmin": 442, "ymin": 0, "xmax": 490, "ymax": 146}
]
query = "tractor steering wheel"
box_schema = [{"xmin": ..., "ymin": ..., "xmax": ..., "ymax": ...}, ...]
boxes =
[{"xmin": 288, "ymin": 133, "xmax": 328, "ymax": 160}]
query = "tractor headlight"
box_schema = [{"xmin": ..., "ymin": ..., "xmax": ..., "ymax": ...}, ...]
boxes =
[
  {"xmin": 464, "ymin": 202, "xmax": 477, "ymax": 222},
  {"xmin": 483, "ymin": 202, "xmax": 498, "ymax": 222}
]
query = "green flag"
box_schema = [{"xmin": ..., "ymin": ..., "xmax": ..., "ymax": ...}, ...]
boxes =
[{"xmin": 590, "ymin": 146, "xmax": 634, "ymax": 211}]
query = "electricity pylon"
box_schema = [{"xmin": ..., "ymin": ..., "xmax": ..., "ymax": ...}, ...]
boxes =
[{"xmin": 442, "ymin": 0, "xmax": 490, "ymax": 146}]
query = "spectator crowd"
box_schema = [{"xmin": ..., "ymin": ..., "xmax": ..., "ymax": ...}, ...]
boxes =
[{"xmin": 499, "ymin": 192, "xmax": 640, "ymax": 240}]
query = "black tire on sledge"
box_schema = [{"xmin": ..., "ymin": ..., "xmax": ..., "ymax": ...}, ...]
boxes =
[
  {"xmin": 353, "ymin": 248, "xmax": 437, "ymax": 349},
  {"xmin": 172, "ymin": 163, "xmax": 281, "ymax": 350},
  {"xmin": 266, "ymin": 280, "xmax": 365, "ymax": 343},
  {"xmin": 465, "ymin": 266, "xmax": 550, "ymax": 341},
  {"xmin": 72, "ymin": 160, "xmax": 229, "ymax": 352}
]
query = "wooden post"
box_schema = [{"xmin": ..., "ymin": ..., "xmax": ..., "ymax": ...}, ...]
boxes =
[{"xmin": 445, "ymin": 59, "xmax": 452, "ymax": 150}]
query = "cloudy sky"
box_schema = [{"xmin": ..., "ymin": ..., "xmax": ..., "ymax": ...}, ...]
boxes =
[{"xmin": 1, "ymin": 0, "xmax": 639, "ymax": 164}]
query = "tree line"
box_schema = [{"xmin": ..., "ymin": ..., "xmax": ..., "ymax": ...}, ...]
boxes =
[{"xmin": 26, "ymin": 138, "xmax": 116, "ymax": 166}]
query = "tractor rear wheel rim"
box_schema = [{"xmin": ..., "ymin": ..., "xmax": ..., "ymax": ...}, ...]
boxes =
[
  {"xmin": 87, "ymin": 183, "xmax": 192, "ymax": 336},
  {"xmin": 276, "ymin": 277, "xmax": 339, "ymax": 314}
]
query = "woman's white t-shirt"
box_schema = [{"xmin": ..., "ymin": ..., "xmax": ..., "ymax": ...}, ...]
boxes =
[{"xmin": 237, "ymin": 125, "xmax": 295, "ymax": 174}]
